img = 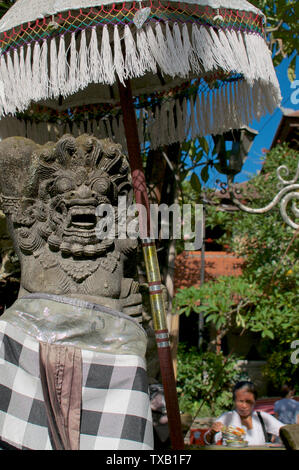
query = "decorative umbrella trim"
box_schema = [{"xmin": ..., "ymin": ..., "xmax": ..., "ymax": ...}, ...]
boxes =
[
  {"xmin": 13, "ymin": 76, "xmax": 233, "ymax": 120},
  {"xmin": 0, "ymin": 0, "xmax": 280, "ymax": 152},
  {"xmin": 0, "ymin": 16, "xmax": 280, "ymax": 123},
  {"xmin": 0, "ymin": 76, "xmax": 276, "ymax": 150},
  {"xmin": 0, "ymin": 2, "xmax": 264, "ymax": 52}
]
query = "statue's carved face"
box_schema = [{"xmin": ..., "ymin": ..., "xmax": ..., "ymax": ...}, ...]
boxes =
[{"xmin": 12, "ymin": 134, "xmax": 131, "ymax": 258}]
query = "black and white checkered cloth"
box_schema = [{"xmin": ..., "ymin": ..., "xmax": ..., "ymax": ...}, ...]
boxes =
[{"xmin": 0, "ymin": 319, "xmax": 154, "ymax": 450}]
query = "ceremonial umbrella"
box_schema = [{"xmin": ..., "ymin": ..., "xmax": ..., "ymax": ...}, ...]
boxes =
[{"xmin": 0, "ymin": 0, "xmax": 281, "ymax": 449}]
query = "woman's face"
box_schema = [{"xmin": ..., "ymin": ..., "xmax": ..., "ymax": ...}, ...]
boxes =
[{"xmin": 234, "ymin": 389, "xmax": 256, "ymax": 418}]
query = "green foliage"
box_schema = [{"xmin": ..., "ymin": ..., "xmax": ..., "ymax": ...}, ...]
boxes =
[
  {"xmin": 205, "ymin": 207, "xmax": 232, "ymax": 232},
  {"xmin": 172, "ymin": 285, "xmax": 203, "ymax": 318},
  {"xmin": 215, "ymin": 145, "xmax": 299, "ymax": 347},
  {"xmin": 176, "ymin": 344, "xmax": 248, "ymax": 416},
  {"xmin": 247, "ymin": 290, "xmax": 299, "ymax": 342},
  {"xmin": 174, "ymin": 276, "xmax": 262, "ymax": 344},
  {"xmin": 262, "ymin": 349, "xmax": 299, "ymax": 393},
  {"xmin": 251, "ymin": 0, "xmax": 298, "ymax": 80},
  {"xmin": 230, "ymin": 144, "xmax": 299, "ymax": 296},
  {"xmin": 174, "ymin": 144, "xmax": 299, "ymax": 390},
  {"xmin": 179, "ymin": 137, "xmax": 216, "ymax": 193}
]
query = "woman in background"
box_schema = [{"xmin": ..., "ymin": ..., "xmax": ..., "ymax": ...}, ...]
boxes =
[
  {"xmin": 204, "ymin": 381, "xmax": 283, "ymax": 446},
  {"xmin": 274, "ymin": 383, "xmax": 299, "ymax": 425}
]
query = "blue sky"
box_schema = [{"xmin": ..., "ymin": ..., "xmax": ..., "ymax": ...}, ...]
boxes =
[{"xmin": 235, "ymin": 54, "xmax": 299, "ymax": 183}]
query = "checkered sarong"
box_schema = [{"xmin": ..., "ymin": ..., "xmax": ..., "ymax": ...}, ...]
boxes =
[{"xmin": 0, "ymin": 319, "xmax": 153, "ymax": 450}]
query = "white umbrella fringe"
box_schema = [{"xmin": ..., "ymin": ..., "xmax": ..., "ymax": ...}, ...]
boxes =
[
  {"xmin": 0, "ymin": 80, "xmax": 279, "ymax": 152},
  {"xmin": 0, "ymin": 79, "xmax": 258, "ymax": 149},
  {"xmin": 0, "ymin": 16, "xmax": 281, "ymax": 125}
]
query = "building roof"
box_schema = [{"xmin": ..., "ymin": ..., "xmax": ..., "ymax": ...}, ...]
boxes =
[{"xmin": 270, "ymin": 108, "xmax": 299, "ymax": 150}]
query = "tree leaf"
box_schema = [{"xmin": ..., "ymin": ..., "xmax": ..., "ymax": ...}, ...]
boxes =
[
  {"xmin": 190, "ymin": 172, "xmax": 202, "ymax": 193},
  {"xmin": 198, "ymin": 137, "xmax": 210, "ymax": 155},
  {"xmin": 201, "ymin": 165, "xmax": 209, "ymax": 183},
  {"xmin": 287, "ymin": 55, "xmax": 296, "ymax": 83}
]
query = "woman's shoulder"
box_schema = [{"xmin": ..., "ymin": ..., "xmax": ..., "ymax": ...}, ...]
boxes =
[
  {"xmin": 217, "ymin": 410, "xmax": 237, "ymax": 424},
  {"xmin": 254, "ymin": 410, "xmax": 283, "ymax": 425},
  {"xmin": 254, "ymin": 410, "xmax": 272, "ymax": 419}
]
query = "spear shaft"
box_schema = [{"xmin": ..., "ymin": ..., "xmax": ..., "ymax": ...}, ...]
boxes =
[{"xmin": 118, "ymin": 78, "xmax": 184, "ymax": 450}]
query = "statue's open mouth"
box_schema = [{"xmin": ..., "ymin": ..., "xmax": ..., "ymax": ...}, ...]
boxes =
[
  {"xmin": 67, "ymin": 206, "xmax": 98, "ymax": 231},
  {"xmin": 71, "ymin": 212, "xmax": 97, "ymax": 229}
]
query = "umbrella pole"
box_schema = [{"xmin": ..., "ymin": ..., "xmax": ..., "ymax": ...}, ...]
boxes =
[{"xmin": 118, "ymin": 79, "xmax": 184, "ymax": 450}]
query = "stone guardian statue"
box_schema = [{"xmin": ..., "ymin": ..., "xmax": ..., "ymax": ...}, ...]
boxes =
[{"xmin": 0, "ymin": 134, "xmax": 153, "ymax": 451}]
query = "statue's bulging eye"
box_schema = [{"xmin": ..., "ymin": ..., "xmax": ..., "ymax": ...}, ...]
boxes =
[
  {"xmin": 91, "ymin": 177, "xmax": 110, "ymax": 195},
  {"xmin": 55, "ymin": 177, "xmax": 75, "ymax": 193}
]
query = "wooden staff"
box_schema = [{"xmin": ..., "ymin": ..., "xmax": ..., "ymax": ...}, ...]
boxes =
[{"xmin": 118, "ymin": 78, "xmax": 184, "ymax": 450}]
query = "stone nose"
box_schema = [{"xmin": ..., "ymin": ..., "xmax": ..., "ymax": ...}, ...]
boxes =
[{"xmin": 71, "ymin": 184, "xmax": 97, "ymax": 200}]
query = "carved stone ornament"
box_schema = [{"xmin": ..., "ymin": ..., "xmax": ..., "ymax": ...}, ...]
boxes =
[{"xmin": 0, "ymin": 134, "xmax": 142, "ymax": 318}]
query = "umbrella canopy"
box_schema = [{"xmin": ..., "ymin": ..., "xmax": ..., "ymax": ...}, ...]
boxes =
[{"xmin": 0, "ymin": 0, "xmax": 281, "ymax": 132}]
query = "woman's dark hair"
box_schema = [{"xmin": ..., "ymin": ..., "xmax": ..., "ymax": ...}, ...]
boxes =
[
  {"xmin": 232, "ymin": 381, "xmax": 258, "ymax": 401},
  {"xmin": 280, "ymin": 383, "xmax": 295, "ymax": 398}
]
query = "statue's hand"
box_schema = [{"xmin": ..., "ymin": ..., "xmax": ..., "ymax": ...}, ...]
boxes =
[{"xmin": 120, "ymin": 292, "xmax": 143, "ymax": 319}]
